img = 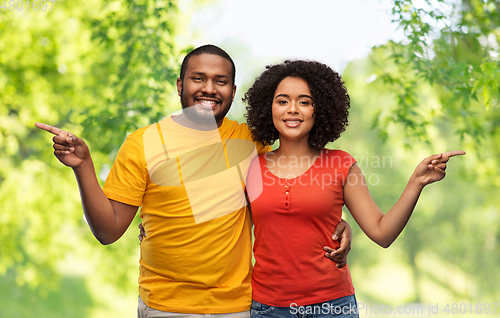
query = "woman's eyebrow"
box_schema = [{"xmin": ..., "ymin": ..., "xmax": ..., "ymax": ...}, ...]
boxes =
[
  {"xmin": 274, "ymin": 93, "xmax": 289, "ymax": 99},
  {"xmin": 274, "ymin": 94, "xmax": 313, "ymax": 99}
]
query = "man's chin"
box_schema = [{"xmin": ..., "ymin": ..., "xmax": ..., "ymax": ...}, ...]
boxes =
[{"xmin": 182, "ymin": 105, "xmax": 219, "ymax": 126}]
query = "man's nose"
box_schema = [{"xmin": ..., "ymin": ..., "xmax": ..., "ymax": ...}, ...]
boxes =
[{"xmin": 202, "ymin": 80, "xmax": 217, "ymax": 95}]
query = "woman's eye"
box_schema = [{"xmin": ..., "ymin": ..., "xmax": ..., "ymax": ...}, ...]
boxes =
[{"xmin": 278, "ymin": 100, "xmax": 288, "ymax": 105}]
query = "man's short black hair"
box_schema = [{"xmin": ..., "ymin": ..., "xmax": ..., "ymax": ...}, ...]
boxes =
[{"xmin": 180, "ymin": 44, "xmax": 236, "ymax": 85}]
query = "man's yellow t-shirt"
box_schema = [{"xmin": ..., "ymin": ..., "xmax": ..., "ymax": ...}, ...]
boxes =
[{"xmin": 103, "ymin": 116, "xmax": 269, "ymax": 313}]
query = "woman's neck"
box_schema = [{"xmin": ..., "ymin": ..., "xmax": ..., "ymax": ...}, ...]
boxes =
[
  {"xmin": 267, "ymin": 137, "xmax": 322, "ymax": 179},
  {"xmin": 273, "ymin": 137, "xmax": 319, "ymax": 158}
]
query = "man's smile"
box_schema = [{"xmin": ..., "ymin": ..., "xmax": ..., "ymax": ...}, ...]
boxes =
[{"xmin": 196, "ymin": 97, "xmax": 221, "ymax": 110}]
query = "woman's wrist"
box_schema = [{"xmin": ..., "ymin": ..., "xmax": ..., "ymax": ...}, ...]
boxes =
[{"xmin": 409, "ymin": 173, "xmax": 425, "ymax": 192}]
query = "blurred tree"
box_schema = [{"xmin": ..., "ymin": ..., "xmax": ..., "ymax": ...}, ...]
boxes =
[
  {"xmin": 340, "ymin": 52, "xmax": 500, "ymax": 305},
  {"xmin": 0, "ymin": 0, "xmax": 189, "ymax": 296},
  {"xmin": 339, "ymin": 0, "xmax": 500, "ymax": 302},
  {"xmin": 373, "ymin": 0, "xmax": 500, "ymax": 145},
  {"xmin": 83, "ymin": 0, "xmax": 185, "ymax": 150}
]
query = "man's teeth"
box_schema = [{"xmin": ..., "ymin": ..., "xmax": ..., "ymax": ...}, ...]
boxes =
[{"xmin": 199, "ymin": 100, "xmax": 217, "ymax": 104}]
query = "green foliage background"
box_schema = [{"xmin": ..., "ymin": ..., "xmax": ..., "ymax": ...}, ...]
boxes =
[{"xmin": 0, "ymin": 0, "xmax": 499, "ymax": 317}]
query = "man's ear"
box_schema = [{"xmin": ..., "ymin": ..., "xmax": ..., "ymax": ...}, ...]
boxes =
[
  {"xmin": 176, "ymin": 77, "xmax": 182, "ymax": 96},
  {"xmin": 232, "ymin": 85, "xmax": 237, "ymax": 102}
]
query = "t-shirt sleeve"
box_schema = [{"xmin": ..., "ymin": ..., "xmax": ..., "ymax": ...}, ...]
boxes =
[
  {"xmin": 334, "ymin": 150, "xmax": 357, "ymax": 187},
  {"xmin": 102, "ymin": 134, "xmax": 147, "ymax": 206},
  {"xmin": 255, "ymin": 141, "xmax": 272, "ymax": 155},
  {"xmin": 245, "ymin": 155, "xmax": 264, "ymax": 204}
]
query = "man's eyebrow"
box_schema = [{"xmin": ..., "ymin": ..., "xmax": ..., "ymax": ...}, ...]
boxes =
[{"xmin": 189, "ymin": 72, "xmax": 229, "ymax": 79}]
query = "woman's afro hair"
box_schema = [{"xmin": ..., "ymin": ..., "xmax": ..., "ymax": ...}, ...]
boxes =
[{"xmin": 244, "ymin": 60, "xmax": 350, "ymax": 150}]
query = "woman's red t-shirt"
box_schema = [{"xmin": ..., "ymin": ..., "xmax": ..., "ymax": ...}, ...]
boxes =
[{"xmin": 246, "ymin": 149, "xmax": 356, "ymax": 306}]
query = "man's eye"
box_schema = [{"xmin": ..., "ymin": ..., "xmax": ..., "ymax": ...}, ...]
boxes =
[
  {"xmin": 216, "ymin": 80, "xmax": 227, "ymax": 84},
  {"xmin": 193, "ymin": 77, "xmax": 203, "ymax": 81}
]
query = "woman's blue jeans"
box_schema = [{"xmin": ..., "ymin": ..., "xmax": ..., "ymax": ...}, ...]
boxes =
[{"xmin": 251, "ymin": 295, "xmax": 359, "ymax": 318}]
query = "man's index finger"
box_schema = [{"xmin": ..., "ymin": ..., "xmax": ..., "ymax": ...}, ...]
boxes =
[{"xmin": 35, "ymin": 122, "xmax": 66, "ymax": 137}]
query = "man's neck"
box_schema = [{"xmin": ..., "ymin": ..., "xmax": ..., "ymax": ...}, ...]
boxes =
[{"xmin": 171, "ymin": 113, "xmax": 224, "ymax": 131}]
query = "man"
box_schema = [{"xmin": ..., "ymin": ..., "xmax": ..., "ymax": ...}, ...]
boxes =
[{"xmin": 36, "ymin": 44, "xmax": 351, "ymax": 317}]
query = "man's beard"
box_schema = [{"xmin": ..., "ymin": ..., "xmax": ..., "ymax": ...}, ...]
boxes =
[{"xmin": 180, "ymin": 90, "xmax": 230, "ymax": 129}]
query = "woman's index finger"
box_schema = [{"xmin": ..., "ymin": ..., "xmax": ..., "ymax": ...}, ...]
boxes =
[{"xmin": 442, "ymin": 150, "xmax": 466, "ymax": 158}]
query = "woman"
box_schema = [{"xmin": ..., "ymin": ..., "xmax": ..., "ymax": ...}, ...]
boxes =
[{"xmin": 244, "ymin": 60, "xmax": 464, "ymax": 317}]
